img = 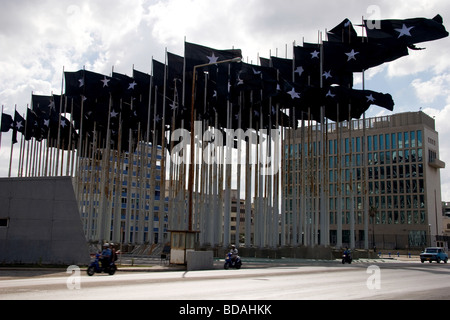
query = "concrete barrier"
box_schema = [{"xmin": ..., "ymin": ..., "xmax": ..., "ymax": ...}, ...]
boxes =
[
  {"xmin": 186, "ymin": 251, "xmax": 214, "ymax": 271},
  {"xmin": 0, "ymin": 177, "xmax": 90, "ymax": 265}
]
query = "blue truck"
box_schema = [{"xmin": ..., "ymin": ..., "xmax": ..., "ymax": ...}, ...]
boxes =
[{"xmin": 420, "ymin": 247, "xmax": 448, "ymax": 263}]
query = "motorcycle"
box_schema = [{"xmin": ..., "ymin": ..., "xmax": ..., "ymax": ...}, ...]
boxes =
[
  {"xmin": 224, "ymin": 252, "xmax": 242, "ymax": 269},
  {"xmin": 87, "ymin": 253, "xmax": 117, "ymax": 276},
  {"xmin": 342, "ymin": 251, "xmax": 352, "ymax": 264}
]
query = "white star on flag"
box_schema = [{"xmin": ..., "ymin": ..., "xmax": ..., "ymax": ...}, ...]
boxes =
[
  {"xmin": 310, "ymin": 50, "xmax": 319, "ymax": 59},
  {"xmin": 323, "ymin": 70, "xmax": 332, "ymax": 79},
  {"xmin": 44, "ymin": 119, "xmax": 50, "ymax": 127},
  {"xmin": 60, "ymin": 119, "xmax": 67, "ymax": 128},
  {"xmin": 15, "ymin": 121, "xmax": 23, "ymax": 130},
  {"xmin": 287, "ymin": 88, "xmax": 300, "ymax": 99},
  {"xmin": 326, "ymin": 90, "xmax": 335, "ymax": 98},
  {"xmin": 101, "ymin": 76, "xmax": 110, "ymax": 87},
  {"xmin": 345, "ymin": 49, "xmax": 359, "ymax": 61},
  {"xmin": 170, "ymin": 102, "xmax": 178, "ymax": 111},
  {"xmin": 366, "ymin": 94, "xmax": 375, "ymax": 102},
  {"xmin": 110, "ymin": 109, "xmax": 118, "ymax": 118},
  {"xmin": 128, "ymin": 81, "xmax": 137, "ymax": 90},
  {"xmin": 294, "ymin": 66, "xmax": 304, "ymax": 76},
  {"xmin": 78, "ymin": 78, "xmax": 84, "ymax": 87},
  {"xmin": 207, "ymin": 53, "xmax": 219, "ymax": 64},
  {"xmin": 395, "ymin": 24, "xmax": 414, "ymax": 38}
]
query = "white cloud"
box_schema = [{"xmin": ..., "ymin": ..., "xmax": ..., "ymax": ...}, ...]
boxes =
[{"xmin": 411, "ymin": 74, "xmax": 450, "ymax": 104}]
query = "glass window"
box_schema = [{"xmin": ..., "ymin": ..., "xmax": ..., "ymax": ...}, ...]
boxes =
[
  {"xmin": 398, "ymin": 132, "xmax": 403, "ymax": 149},
  {"xmin": 417, "ymin": 130, "xmax": 422, "ymax": 147},
  {"xmin": 385, "ymin": 134, "xmax": 390, "ymax": 149},
  {"xmin": 414, "ymin": 210, "xmax": 419, "ymax": 224},
  {"xmin": 379, "ymin": 134, "xmax": 384, "ymax": 150},
  {"xmin": 373, "ymin": 135, "xmax": 378, "ymax": 151},
  {"xmin": 391, "ymin": 133, "xmax": 396, "ymax": 149},
  {"xmin": 368, "ymin": 136, "xmax": 372, "ymax": 151},
  {"xmin": 356, "ymin": 137, "xmax": 361, "ymax": 152},
  {"xmin": 381, "ymin": 211, "xmax": 386, "ymax": 224},
  {"xmin": 404, "ymin": 131, "xmax": 409, "ymax": 148},
  {"xmin": 410, "ymin": 131, "xmax": 416, "ymax": 147}
]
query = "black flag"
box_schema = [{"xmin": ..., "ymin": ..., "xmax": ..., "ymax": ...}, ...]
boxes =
[
  {"xmin": 1, "ymin": 113, "xmax": 13, "ymax": 133},
  {"xmin": 364, "ymin": 14, "xmax": 448, "ymax": 47}
]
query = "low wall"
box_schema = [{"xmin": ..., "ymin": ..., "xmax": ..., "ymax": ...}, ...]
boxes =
[
  {"xmin": 186, "ymin": 250, "xmax": 214, "ymax": 271},
  {"xmin": 211, "ymin": 246, "xmax": 335, "ymax": 260},
  {"xmin": 0, "ymin": 177, "xmax": 90, "ymax": 265}
]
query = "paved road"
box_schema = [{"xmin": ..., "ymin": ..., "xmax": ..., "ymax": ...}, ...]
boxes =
[{"xmin": 1, "ymin": 258, "xmax": 449, "ymax": 301}]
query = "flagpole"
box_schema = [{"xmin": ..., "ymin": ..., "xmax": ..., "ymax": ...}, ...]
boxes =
[
  {"xmin": 158, "ymin": 50, "xmax": 168, "ymax": 244},
  {"xmin": 188, "ymin": 57, "xmax": 241, "ymax": 232},
  {"xmin": 362, "ymin": 15, "xmax": 370, "ymax": 251},
  {"xmin": 8, "ymin": 105, "xmax": 17, "ymax": 178}
]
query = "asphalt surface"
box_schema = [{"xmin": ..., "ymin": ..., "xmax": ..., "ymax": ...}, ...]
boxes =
[{"xmin": 0, "ymin": 253, "xmax": 423, "ymax": 279}]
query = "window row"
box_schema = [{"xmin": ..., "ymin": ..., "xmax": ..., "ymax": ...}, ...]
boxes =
[
  {"xmin": 329, "ymin": 210, "xmax": 426, "ymax": 225},
  {"xmin": 328, "ymin": 130, "xmax": 423, "ymax": 154}
]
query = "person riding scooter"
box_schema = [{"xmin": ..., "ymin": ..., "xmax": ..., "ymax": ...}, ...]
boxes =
[
  {"xmin": 342, "ymin": 247, "xmax": 352, "ymax": 264},
  {"xmin": 100, "ymin": 243, "xmax": 112, "ymax": 269},
  {"xmin": 230, "ymin": 245, "xmax": 238, "ymax": 262}
]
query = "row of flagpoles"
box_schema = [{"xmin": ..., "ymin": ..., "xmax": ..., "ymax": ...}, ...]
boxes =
[{"xmin": 0, "ymin": 15, "xmax": 448, "ymax": 248}]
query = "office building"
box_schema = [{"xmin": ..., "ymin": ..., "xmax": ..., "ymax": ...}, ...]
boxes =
[{"xmin": 283, "ymin": 111, "xmax": 445, "ymax": 249}]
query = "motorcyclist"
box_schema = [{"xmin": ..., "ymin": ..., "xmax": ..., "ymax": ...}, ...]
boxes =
[
  {"xmin": 343, "ymin": 247, "xmax": 351, "ymax": 256},
  {"xmin": 230, "ymin": 245, "xmax": 238, "ymax": 262},
  {"xmin": 343, "ymin": 247, "xmax": 351, "ymax": 262},
  {"xmin": 100, "ymin": 243, "xmax": 112, "ymax": 268}
]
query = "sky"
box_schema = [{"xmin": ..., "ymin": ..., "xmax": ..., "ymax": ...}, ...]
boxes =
[{"xmin": 1, "ymin": 0, "xmax": 450, "ymax": 198}]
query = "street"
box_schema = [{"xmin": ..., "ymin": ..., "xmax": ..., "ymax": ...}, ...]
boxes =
[{"xmin": 1, "ymin": 259, "xmax": 449, "ymax": 301}]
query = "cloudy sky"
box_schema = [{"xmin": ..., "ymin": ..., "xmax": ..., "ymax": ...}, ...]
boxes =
[{"xmin": 1, "ymin": 0, "xmax": 450, "ymax": 197}]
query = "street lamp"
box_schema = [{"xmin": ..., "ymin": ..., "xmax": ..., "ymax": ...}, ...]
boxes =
[{"xmin": 187, "ymin": 57, "xmax": 242, "ymax": 231}]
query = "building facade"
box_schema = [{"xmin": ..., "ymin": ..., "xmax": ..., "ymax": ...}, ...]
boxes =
[
  {"xmin": 283, "ymin": 111, "xmax": 445, "ymax": 250},
  {"xmin": 77, "ymin": 143, "xmax": 170, "ymax": 245}
]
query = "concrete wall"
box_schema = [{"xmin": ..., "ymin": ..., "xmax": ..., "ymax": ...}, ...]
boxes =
[
  {"xmin": 186, "ymin": 251, "xmax": 214, "ymax": 271},
  {"xmin": 0, "ymin": 177, "xmax": 90, "ymax": 265}
]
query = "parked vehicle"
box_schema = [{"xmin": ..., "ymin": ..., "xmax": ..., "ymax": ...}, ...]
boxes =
[
  {"xmin": 224, "ymin": 252, "xmax": 242, "ymax": 269},
  {"xmin": 420, "ymin": 247, "xmax": 448, "ymax": 263},
  {"xmin": 87, "ymin": 253, "xmax": 117, "ymax": 276}
]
